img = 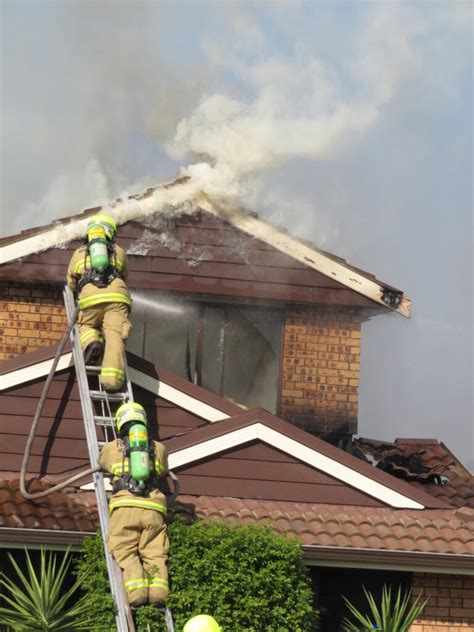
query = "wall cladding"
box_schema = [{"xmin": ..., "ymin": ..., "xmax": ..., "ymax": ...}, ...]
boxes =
[
  {"xmin": 0, "ymin": 282, "xmax": 65, "ymax": 361},
  {"xmin": 280, "ymin": 305, "xmax": 361, "ymax": 437},
  {"xmin": 411, "ymin": 573, "xmax": 474, "ymax": 631}
]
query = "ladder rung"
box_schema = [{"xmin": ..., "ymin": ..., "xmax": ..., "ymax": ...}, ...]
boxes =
[
  {"xmin": 94, "ymin": 415, "xmax": 115, "ymax": 426},
  {"xmin": 85, "ymin": 365, "xmax": 101, "ymax": 373},
  {"xmin": 89, "ymin": 390, "xmax": 126, "ymax": 402}
]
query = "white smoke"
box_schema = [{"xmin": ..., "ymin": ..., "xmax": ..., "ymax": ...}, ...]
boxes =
[{"xmin": 167, "ymin": 3, "xmax": 470, "ymax": 221}]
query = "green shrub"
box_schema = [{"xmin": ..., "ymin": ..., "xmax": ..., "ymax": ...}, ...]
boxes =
[
  {"xmin": 75, "ymin": 518, "xmax": 318, "ymax": 631},
  {"xmin": 74, "ymin": 536, "xmax": 116, "ymax": 631}
]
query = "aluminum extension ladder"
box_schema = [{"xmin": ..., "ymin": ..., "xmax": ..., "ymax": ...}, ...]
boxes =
[{"xmin": 64, "ymin": 286, "xmax": 175, "ymax": 632}]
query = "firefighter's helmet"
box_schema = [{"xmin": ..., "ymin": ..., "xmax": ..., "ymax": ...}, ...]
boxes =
[
  {"xmin": 182, "ymin": 615, "xmax": 222, "ymax": 632},
  {"xmin": 115, "ymin": 401, "xmax": 147, "ymax": 433},
  {"xmin": 86, "ymin": 213, "xmax": 117, "ymax": 242}
]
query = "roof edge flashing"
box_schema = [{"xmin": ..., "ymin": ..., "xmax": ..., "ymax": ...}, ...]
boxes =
[
  {"xmin": 170, "ymin": 422, "xmax": 424, "ymax": 509},
  {"xmin": 196, "ymin": 194, "xmax": 410, "ymax": 318}
]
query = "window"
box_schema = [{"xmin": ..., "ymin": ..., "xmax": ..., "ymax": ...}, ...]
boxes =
[{"xmin": 127, "ymin": 290, "xmax": 282, "ymax": 412}]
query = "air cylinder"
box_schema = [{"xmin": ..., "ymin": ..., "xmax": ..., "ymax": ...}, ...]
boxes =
[
  {"xmin": 129, "ymin": 423, "xmax": 150, "ymax": 483},
  {"xmin": 87, "ymin": 225, "xmax": 109, "ymax": 271}
]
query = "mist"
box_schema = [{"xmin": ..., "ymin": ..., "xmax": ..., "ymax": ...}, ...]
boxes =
[{"xmin": 1, "ymin": 1, "xmax": 472, "ymax": 466}]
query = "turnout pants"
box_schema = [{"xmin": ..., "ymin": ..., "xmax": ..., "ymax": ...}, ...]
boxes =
[
  {"xmin": 107, "ymin": 506, "xmax": 169, "ymax": 606},
  {"xmin": 78, "ymin": 302, "xmax": 131, "ymax": 391}
]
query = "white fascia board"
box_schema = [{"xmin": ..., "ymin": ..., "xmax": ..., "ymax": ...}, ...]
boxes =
[
  {"xmin": 169, "ymin": 422, "xmax": 424, "ymax": 509},
  {"xmin": 0, "ymin": 353, "xmax": 74, "ymax": 391},
  {"xmin": 1, "ymin": 184, "xmax": 409, "ymax": 317},
  {"xmin": 127, "ymin": 368, "xmax": 230, "ymax": 422},
  {"xmin": 197, "ymin": 197, "xmax": 410, "ymax": 318},
  {"xmin": 0, "ymin": 355, "xmax": 230, "ymax": 422},
  {"xmin": 0, "ymin": 528, "xmax": 95, "ymax": 551},
  {"xmin": 0, "ymin": 219, "xmax": 90, "ymax": 265}
]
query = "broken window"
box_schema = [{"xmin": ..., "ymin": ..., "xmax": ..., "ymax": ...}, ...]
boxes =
[{"xmin": 127, "ymin": 290, "xmax": 282, "ymax": 412}]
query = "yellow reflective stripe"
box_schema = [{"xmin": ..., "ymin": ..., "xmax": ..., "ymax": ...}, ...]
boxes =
[
  {"xmin": 109, "ymin": 498, "xmax": 167, "ymax": 515},
  {"xmin": 101, "ymin": 368, "xmax": 125, "ymax": 379},
  {"xmin": 125, "ymin": 578, "xmax": 147, "ymax": 592},
  {"xmin": 78, "ymin": 293, "xmax": 132, "ymax": 309},
  {"xmin": 110, "ymin": 461, "xmax": 129, "ymax": 475},
  {"xmin": 148, "ymin": 578, "xmax": 169, "ymax": 588},
  {"xmin": 80, "ymin": 330, "xmax": 102, "ymax": 345},
  {"xmin": 155, "ymin": 463, "xmax": 165, "ymax": 476}
]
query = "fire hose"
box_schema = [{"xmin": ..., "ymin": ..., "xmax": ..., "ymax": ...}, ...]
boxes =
[
  {"xmin": 20, "ymin": 303, "xmax": 180, "ymax": 503},
  {"xmin": 20, "ymin": 304, "xmax": 100, "ymax": 500}
]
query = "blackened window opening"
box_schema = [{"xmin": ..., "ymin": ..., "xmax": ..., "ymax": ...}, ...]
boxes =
[{"xmin": 127, "ymin": 290, "xmax": 282, "ymax": 413}]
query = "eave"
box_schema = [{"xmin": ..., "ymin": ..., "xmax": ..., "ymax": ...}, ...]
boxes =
[
  {"xmin": 0, "ymin": 178, "xmax": 410, "ymax": 317},
  {"xmin": 0, "ymin": 527, "xmax": 95, "ymax": 551},
  {"xmin": 304, "ymin": 545, "xmax": 474, "ymax": 575},
  {"xmin": 197, "ymin": 194, "xmax": 410, "ymax": 318}
]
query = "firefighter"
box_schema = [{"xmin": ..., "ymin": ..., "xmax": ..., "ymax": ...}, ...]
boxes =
[
  {"xmin": 66, "ymin": 212, "xmax": 132, "ymax": 392},
  {"xmin": 182, "ymin": 615, "xmax": 222, "ymax": 632},
  {"xmin": 99, "ymin": 401, "xmax": 169, "ymax": 607}
]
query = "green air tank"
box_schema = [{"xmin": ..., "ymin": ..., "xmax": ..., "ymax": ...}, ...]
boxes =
[
  {"xmin": 129, "ymin": 423, "xmax": 151, "ymax": 483},
  {"xmin": 87, "ymin": 225, "xmax": 109, "ymax": 271}
]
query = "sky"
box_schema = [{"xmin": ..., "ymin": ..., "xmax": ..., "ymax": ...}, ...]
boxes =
[{"xmin": 1, "ymin": 1, "xmax": 472, "ymax": 466}]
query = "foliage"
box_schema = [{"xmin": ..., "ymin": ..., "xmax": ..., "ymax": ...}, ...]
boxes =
[
  {"xmin": 0, "ymin": 546, "xmax": 92, "ymax": 631},
  {"xmin": 76, "ymin": 518, "xmax": 318, "ymax": 631},
  {"xmin": 73, "ymin": 535, "xmax": 116, "ymax": 631},
  {"xmin": 341, "ymin": 584, "xmax": 428, "ymax": 632},
  {"xmin": 166, "ymin": 518, "xmax": 317, "ymax": 631}
]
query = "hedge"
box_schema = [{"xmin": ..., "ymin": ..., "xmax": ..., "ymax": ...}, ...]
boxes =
[{"xmin": 74, "ymin": 518, "xmax": 318, "ymax": 631}]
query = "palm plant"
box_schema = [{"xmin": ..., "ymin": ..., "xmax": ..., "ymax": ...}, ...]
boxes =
[
  {"xmin": 342, "ymin": 584, "xmax": 428, "ymax": 632},
  {"xmin": 0, "ymin": 546, "xmax": 93, "ymax": 631}
]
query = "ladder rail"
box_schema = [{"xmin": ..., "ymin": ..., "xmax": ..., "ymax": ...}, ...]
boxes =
[
  {"xmin": 65, "ymin": 286, "xmax": 175, "ymax": 632},
  {"xmin": 64, "ymin": 287, "xmax": 134, "ymax": 632}
]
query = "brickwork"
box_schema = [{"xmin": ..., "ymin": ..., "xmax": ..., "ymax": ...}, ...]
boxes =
[
  {"xmin": 279, "ymin": 305, "xmax": 361, "ymax": 436},
  {"xmin": 0, "ymin": 282, "xmax": 66, "ymax": 361},
  {"xmin": 411, "ymin": 573, "xmax": 474, "ymax": 631}
]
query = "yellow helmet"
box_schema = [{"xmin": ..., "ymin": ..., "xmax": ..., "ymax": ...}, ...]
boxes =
[
  {"xmin": 115, "ymin": 401, "xmax": 147, "ymax": 432},
  {"xmin": 86, "ymin": 213, "xmax": 117, "ymax": 242},
  {"xmin": 183, "ymin": 615, "xmax": 222, "ymax": 632}
]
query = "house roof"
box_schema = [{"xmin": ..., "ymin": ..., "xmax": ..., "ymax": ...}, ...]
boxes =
[
  {"xmin": 0, "ymin": 478, "xmax": 97, "ymax": 533},
  {"xmin": 0, "ymin": 345, "xmax": 445, "ymax": 511},
  {"xmin": 2, "ymin": 479, "xmax": 472, "ymax": 572},
  {"xmin": 0, "ymin": 177, "xmax": 410, "ymax": 316},
  {"xmin": 1, "ymin": 345, "xmax": 472, "ymax": 571},
  {"xmin": 353, "ymin": 437, "xmax": 474, "ymax": 509},
  {"xmin": 166, "ymin": 408, "xmax": 447, "ymax": 510},
  {"xmin": 176, "ymin": 496, "xmax": 474, "ymax": 571}
]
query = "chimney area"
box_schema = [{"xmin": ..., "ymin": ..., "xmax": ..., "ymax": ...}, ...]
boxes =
[{"xmin": 279, "ymin": 305, "xmax": 361, "ymax": 443}]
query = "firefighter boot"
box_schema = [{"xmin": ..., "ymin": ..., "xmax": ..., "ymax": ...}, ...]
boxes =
[{"xmin": 83, "ymin": 340, "xmax": 103, "ymax": 365}]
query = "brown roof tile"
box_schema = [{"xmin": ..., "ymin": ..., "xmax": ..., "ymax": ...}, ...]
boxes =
[
  {"xmin": 1, "ymin": 478, "xmax": 472, "ymax": 565},
  {"xmin": 174, "ymin": 495, "xmax": 474, "ymax": 557},
  {"xmin": 0, "ymin": 479, "xmax": 97, "ymax": 532}
]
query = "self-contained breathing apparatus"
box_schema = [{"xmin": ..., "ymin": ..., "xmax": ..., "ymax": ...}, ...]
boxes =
[
  {"xmin": 78, "ymin": 214, "xmax": 121, "ymax": 291},
  {"xmin": 113, "ymin": 402, "xmax": 159, "ymax": 497}
]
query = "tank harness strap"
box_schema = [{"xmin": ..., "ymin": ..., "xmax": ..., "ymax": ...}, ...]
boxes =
[{"xmin": 78, "ymin": 243, "xmax": 121, "ymax": 291}]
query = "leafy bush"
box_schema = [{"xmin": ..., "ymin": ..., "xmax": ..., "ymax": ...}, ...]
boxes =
[
  {"xmin": 167, "ymin": 519, "xmax": 317, "ymax": 631},
  {"xmin": 74, "ymin": 536, "xmax": 116, "ymax": 631},
  {"xmin": 75, "ymin": 518, "xmax": 318, "ymax": 631}
]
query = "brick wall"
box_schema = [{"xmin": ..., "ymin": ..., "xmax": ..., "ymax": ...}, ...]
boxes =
[
  {"xmin": 0, "ymin": 282, "xmax": 66, "ymax": 361},
  {"xmin": 279, "ymin": 305, "xmax": 361, "ymax": 436},
  {"xmin": 411, "ymin": 573, "xmax": 474, "ymax": 631}
]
